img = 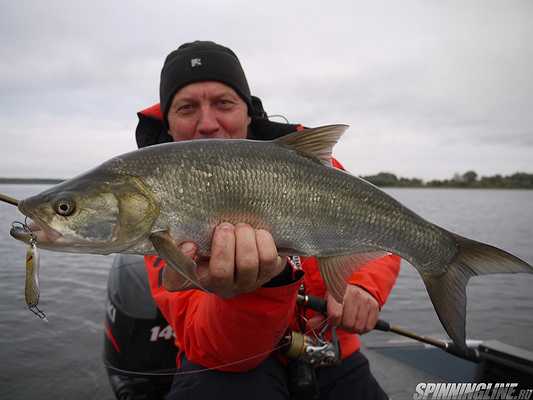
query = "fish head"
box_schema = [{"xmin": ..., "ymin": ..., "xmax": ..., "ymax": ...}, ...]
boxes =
[{"xmin": 11, "ymin": 172, "xmax": 159, "ymax": 254}]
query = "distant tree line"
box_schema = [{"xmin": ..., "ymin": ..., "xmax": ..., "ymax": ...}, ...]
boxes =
[
  {"xmin": 0, "ymin": 177, "xmax": 64, "ymax": 184},
  {"xmin": 1, "ymin": 172, "xmax": 532, "ymax": 189},
  {"xmin": 361, "ymin": 171, "xmax": 533, "ymax": 189}
]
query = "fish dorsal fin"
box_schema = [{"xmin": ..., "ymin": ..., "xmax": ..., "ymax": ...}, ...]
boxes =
[{"xmin": 273, "ymin": 124, "xmax": 349, "ymax": 166}]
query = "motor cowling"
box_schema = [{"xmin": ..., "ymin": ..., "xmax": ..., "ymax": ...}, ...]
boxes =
[{"xmin": 104, "ymin": 254, "xmax": 178, "ymax": 400}]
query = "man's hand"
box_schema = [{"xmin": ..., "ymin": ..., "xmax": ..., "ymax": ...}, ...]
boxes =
[
  {"xmin": 163, "ymin": 222, "xmax": 286, "ymax": 297},
  {"xmin": 327, "ymin": 285, "xmax": 380, "ymax": 334},
  {"xmin": 306, "ymin": 285, "xmax": 380, "ymax": 335}
]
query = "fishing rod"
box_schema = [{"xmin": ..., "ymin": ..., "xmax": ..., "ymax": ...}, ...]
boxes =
[
  {"xmin": 296, "ymin": 294, "xmax": 480, "ymax": 363},
  {"xmin": 0, "ymin": 193, "xmax": 19, "ymax": 207}
]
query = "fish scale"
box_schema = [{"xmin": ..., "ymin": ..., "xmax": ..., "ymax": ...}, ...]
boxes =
[{"xmin": 105, "ymin": 139, "xmax": 457, "ymax": 267}]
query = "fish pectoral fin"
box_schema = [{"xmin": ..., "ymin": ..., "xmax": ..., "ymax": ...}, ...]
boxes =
[
  {"xmin": 273, "ymin": 124, "xmax": 349, "ymax": 166},
  {"xmin": 149, "ymin": 231, "xmax": 207, "ymax": 292},
  {"xmin": 161, "ymin": 266, "xmax": 197, "ymax": 292},
  {"xmin": 318, "ymin": 251, "xmax": 388, "ymax": 303}
]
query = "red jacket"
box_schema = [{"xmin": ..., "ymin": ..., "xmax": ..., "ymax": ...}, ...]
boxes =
[{"xmin": 139, "ymin": 104, "xmax": 401, "ymax": 372}]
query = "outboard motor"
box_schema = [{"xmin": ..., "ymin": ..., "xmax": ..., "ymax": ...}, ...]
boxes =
[{"xmin": 104, "ymin": 255, "xmax": 178, "ymax": 400}]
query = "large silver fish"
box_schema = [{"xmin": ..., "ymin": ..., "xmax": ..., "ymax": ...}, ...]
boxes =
[{"xmin": 10, "ymin": 125, "xmax": 533, "ymax": 348}]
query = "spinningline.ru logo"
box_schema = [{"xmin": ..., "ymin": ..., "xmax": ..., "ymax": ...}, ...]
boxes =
[{"xmin": 413, "ymin": 382, "xmax": 532, "ymax": 400}]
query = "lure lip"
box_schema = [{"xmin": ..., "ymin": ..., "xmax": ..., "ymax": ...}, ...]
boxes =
[
  {"xmin": 10, "ymin": 224, "xmax": 31, "ymax": 243},
  {"xmin": 12, "ymin": 220, "xmax": 62, "ymax": 244}
]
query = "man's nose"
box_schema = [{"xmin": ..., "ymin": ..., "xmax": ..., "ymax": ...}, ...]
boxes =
[{"xmin": 196, "ymin": 107, "xmax": 220, "ymax": 137}]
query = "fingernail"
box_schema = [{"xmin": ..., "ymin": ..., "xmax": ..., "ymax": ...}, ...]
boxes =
[
  {"xmin": 218, "ymin": 222, "xmax": 234, "ymax": 231},
  {"xmin": 180, "ymin": 242, "xmax": 196, "ymax": 255}
]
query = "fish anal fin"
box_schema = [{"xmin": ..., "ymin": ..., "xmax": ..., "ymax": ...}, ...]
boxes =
[
  {"xmin": 149, "ymin": 230, "xmax": 207, "ymax": 292},
  {"xmin": 318, "ymin": 251, "xmax": 388, "ymax": 303},
  {"xmin": 273, "ymin": 124, "xmax": 349, "ymax": 166}
]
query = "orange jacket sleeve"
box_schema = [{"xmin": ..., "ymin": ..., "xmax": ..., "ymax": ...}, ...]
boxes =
[
  {"xmin": 144, "ymin": 255, "xmax": 301, "ymax": 372},
  {"xmin": 347, "ymin": 254, "xmax": 401, "ymax": 308}
]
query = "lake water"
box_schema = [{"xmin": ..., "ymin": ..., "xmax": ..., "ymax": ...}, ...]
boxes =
[{"xmin": 0, "ymin": 185, "xmax": 532, "ymax": 399}]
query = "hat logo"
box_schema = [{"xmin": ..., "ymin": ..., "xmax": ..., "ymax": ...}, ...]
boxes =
[{"xmin": 190, "ymin": 58, "xmax": 202, "ymax": 67}]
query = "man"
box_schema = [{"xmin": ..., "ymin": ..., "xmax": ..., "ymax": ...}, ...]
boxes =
[{"xmin": 138, "ymin": 41, "xmax": 400, "ymax": 399}]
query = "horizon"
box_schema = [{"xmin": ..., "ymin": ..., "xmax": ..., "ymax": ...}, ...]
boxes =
[{"xmin": 2, "ymin": 170, "xmax": 532, "ymax": 184}]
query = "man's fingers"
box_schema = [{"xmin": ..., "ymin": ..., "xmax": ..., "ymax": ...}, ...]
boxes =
[
  {"xmin": 208, "ymin": 223, "xmax": 236, "ymax": 292},
  {"xmin": 234, "ymin": 223, "xmax": 260, "ymax": 292},
  {"xmin": 172, "ymin": 223, "xmax": 288, "ymax": 297},
  {"xmin": 366, "ymin": 305, "xmax": 379, "ymax": 332},
  {"xmin": 342, "ymin": 285, "xmax": 380, "ymax": 334},
  {"xmin": 341, "ymin": 289, "xmax": 359, "ymax": 331},
  {"xmin": 353, "ymin": 301, "xmax": 370, "ymax": 333},
  {"xmin": 326, "ymin": 293, "xmax": 343, "ymax": 327},
  {"xmin": 178, "ymin": 241, "xmax": 198, "ymax": 259},
  {"xmin": 256, "ymin": 229, "xmax": 284, "ymax": 284}
]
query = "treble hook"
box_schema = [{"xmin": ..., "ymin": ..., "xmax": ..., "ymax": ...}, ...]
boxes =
[{"xmin": 29, "ymin": 305, "xmax": 48, "ymax": 322}]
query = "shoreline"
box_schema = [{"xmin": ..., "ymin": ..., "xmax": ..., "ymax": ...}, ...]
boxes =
[
  {"xmin": 1, "ymin": 178, "xmax": 532, "ymax": 190},
  {"xmin": 380, "ymin": 186, "xmax": 533, "ymax": 190},
  {"xmin": 1, "ymin": 183, "xmax": 531, "ymax": 190},
  {"xmin": 0, "ymin": 178, "xmax": 64, "ymax": 185}
]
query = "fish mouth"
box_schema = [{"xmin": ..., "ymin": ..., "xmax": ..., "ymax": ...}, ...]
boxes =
[{"xmin": 10, "ymin": 200, "xmax": 62, "ymax": 245}]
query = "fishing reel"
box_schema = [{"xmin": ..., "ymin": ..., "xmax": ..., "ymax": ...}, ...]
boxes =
[
  {"xmin": 282, "ymin": 322, "xmax": 341, "ymax": 398},
  {"xmin": 281, "ymin": 293, "xmax": 341, "ymax": 367},
  {"xmin": 281, "ymin": 293, "xmax": 341, "ymax": 399},
  {"xmin": 282, "ymin": 326, "xmax": 340, "ymax": 367}
]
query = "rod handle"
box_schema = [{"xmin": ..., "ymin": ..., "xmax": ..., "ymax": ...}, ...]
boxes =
[{"xmin": 374, "ymin": 319, "xmax": 390, "ymax": 332}]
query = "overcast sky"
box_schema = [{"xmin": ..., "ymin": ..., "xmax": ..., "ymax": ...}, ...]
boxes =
[{"xmin": 1, "ymin": 0, "xmax": 531, "ymax": 180}]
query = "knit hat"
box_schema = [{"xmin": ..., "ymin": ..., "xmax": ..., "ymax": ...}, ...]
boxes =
[{"xmin": 159, "ymin": 41, "xmax": 252, "ymax": 126}]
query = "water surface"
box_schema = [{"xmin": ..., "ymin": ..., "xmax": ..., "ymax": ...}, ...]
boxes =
[{"xmin": 0, "ymin": 185, "xmax": 532, "ymax": 399}]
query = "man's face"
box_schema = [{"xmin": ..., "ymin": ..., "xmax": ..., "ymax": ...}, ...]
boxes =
[{"xmin": 167, "ymin": 81, "xmax": 251, "ymax": 141}]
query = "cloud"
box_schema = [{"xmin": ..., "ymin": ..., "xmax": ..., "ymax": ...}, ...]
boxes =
[{"xmin": 1, "ymin": 0, "xmax": 532, "ymax": 180}]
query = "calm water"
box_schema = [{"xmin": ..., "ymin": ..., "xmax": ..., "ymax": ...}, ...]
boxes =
[{"xmin": 0, "ymin": 185, "xmax": 532, "ymax": 399}]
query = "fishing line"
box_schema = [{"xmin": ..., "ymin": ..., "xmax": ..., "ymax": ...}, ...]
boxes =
[{"xmin": 104, "ymin": 314, "xmax": 335, "ymax": 377}]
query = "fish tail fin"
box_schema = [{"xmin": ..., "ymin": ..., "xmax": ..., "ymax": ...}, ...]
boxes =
[{"xmin": 423, "ymin": 232, "xmax": 533, "ymax": 348}]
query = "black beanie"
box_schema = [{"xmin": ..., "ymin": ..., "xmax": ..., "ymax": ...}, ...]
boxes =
[{"xmin": 159, "ymin": 41, "xmax": 252, "ymax": 126}]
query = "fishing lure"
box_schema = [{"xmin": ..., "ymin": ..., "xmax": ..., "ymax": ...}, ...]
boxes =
[
  {"xmin": 12, "ymin": 220, "xmax": 48, "ymax": 322},
  {"xmin": 25, "ymin": 239, "xmax": 48, "ymax": 322}
]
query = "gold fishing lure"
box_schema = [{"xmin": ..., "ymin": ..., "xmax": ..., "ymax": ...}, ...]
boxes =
[
  {"xmin": 25, "ymin": 241, "xmax": 40, "ymax": 306},
  {"xmin": 25, "ymin": 238, "xmax": 48, "ymax": 322},
  {"xmin": 10, "ymin": 220, "xmax": 48, "ymax": 321}
]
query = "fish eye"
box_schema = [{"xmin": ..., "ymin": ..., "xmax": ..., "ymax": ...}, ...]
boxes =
[{"xmin": 54, "ymin": 198, "xmax": 76, "ymax": 216}]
